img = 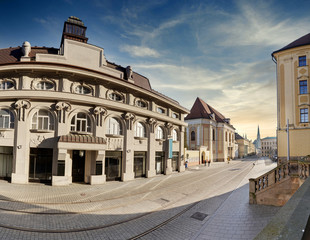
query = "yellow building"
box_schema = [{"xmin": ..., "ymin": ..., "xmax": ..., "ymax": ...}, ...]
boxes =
[
  {"xmin": 272, "ymin": 33, "xmax": 310, "ymax": 162},
  {"xmin": 185, "ymin": 97, "xmax": 235, "ymax": 162}
]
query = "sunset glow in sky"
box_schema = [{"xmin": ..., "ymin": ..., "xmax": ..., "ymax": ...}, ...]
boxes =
[{"xmin": 1, "ymin": 0, "xmax": 310, "ymax": 140}]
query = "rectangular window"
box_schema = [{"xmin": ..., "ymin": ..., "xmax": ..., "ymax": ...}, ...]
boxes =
[
  {"xmin": 300, "ymin": 80, "xmax": 308, "ymax": 94},
  {"xmin": 300, "ymin": 108, "xmax": 309, "ymax": 123},
  {"xmin": 299, "ymin": 56, "xmax": 307, "ymax": 67}
]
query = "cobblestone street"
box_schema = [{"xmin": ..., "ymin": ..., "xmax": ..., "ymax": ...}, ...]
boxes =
[{"xmin": 0, "ymin": 157, "xmax": 279, "ymax": 239}]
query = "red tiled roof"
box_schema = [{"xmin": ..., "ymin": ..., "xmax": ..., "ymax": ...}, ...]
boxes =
[
  {"xmin": 0, "ymin": 47, "xmax": 58, "ymax": 64},
  {"xmin": 272, "ymin": 32, "xmax": 310, "ymax": 55},
  {"xmin": 185, "ymin": 97, "xmax": 226, "ymax": 122}
]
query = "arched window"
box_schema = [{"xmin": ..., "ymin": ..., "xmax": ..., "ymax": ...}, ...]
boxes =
[
  {"xmin": 70, "ymin": 112, "xmax": 91, "ymax": 133},
  {"xmin": 135, "ymin": 122, "xmax": 146, "ymax": 137},
  {"xmin": 0, "ymin": 80, "xmax": 14, "ymax": 90},
  {"xmin": 156, "ymin": 126, "xmax": 164, "ymax": 139},
  {"xmin": 225, "ymin": 132, "xmax": 227, "ymax": 141},
  {"xmin": 229, "ymin": 133, "xmax": 231, "ymax": 142},
  {"xmin": 32, "ymin": 110, "xmax": 54, "ymax": 130},
  {"xmin": 107, "ymin": 117, "xmax": 122, "ymax": 135},
  {"xmin": 36, "ymin": 81, "xmax": 54, "ymax": 90},
  {"xmin": 75, "ymin": 85, "xmax": 91, "ymax": 95},
  {"xmin": 212, "ymin": 129, "xmax": 215, "ymax": 141},
  {"xmin": 173, "ymin": 129, "xmax": 178, "ymax": 141},
  {"xmin": 191, "ymin": 131, "xmax": 195, "ymax": 141},
  {"xmin": 0, "ymin": 109, "xmax": 14, "ymax": 129}
]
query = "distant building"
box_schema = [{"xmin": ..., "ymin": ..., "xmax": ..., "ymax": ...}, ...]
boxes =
[
  {"xmin": 272, "ymin": 32, "xmax": 310, "ymax": 162},
  {"xmin": 235, "ymin": 133, "xmax": 256, "ymax": 158},
  {"xmin": 185, "ymin": 97, "xmax": 235, "ymax": 162},
  {"xmin": 261, "ymin": 137, "xmax": 277, "ymax": 157},
  {"xmin": 0, "ymin": 17, "xmax": 189, "ymax": 185}
]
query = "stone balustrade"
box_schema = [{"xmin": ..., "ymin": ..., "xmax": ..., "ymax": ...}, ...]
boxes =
[
  {"xmin": 249, "ymin": 163, "xmax": 289, "ymax": 204},
  {"xmin": 250, "ymin": 158, "xmax": 310, "ymax": 205}
]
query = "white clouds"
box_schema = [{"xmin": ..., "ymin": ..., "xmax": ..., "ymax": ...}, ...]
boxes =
[
  {"xmin": 213, "ymin": 1, "xmax": 310, "ymax": 48},
  {"xmin": 120, "ymin": 45, "xmax": 160, "ymax": 58}
]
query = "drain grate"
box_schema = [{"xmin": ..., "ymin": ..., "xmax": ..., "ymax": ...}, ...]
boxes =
[
  {"xmin": 191, "ymin": 212, "xmax": 208, "ymax": 221},
  {"xmin": 229, "ymin": 168, "xmax": 241, "ymax": 171}
]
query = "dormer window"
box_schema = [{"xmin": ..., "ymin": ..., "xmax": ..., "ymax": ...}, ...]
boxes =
[
  {"xmin": 36, "ymin": 81, "xmax": 54, "ymax": 90},
  {"xmin": 75, "ymin": 85, "xmax": 91, "ymax": 95},
  {"xmin": 109, "ymin": 92, "xmax": 122, "ymax": 101},
  {"xmin": 157, "ymin": 107, "xmax": 165, "ymax": 114},
  {"xmin": 0, "ymin": 80, "xmax": 14, "ymax": 90}
]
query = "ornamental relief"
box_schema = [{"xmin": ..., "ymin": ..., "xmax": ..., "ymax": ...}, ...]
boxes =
[
  {"xmin": 106, "ymin": 137, "xmax": 123, "ymax": 150},
  {"xmin": 30, "ymin": 135, "xmax": 46, "ymax": 147}
]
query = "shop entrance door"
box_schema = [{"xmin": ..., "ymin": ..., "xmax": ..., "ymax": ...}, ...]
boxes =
[
  {"xmin": 105, "ymin": 151, "xmax": 122, "ymax": 181},
  {"xmin": 72, "ymin": 150, "xmax": 85, "ymax": 182},
  {"xmin": 155, "ymin": 152, "xmax": 164, "ymax": 174},
  {"xmin": 29, "ymin": 148, "xmax": 53, "ymax": 183},
  {"xmin": 134, "ymin": 152, "xmax": 146, "ymax": 178}
]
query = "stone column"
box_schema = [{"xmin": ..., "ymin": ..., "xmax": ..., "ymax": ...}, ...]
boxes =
[
  {"xmin": 179, "ymin": 126, "xmax": 185, "ymax": 172},
  {"xmin": 11, "ymin": 100, "xmax": 31, "ymax": 184},
  {"xmin": 147, "ymin": 118, "xmax": 156, "ymax": 178},
  {"xmin": 165, "ymin": 122, "xmax": 173, "ymax": 175},
  {"xmin": 122, "ymin": 113, "xmax": 135, "ymax": 181}
]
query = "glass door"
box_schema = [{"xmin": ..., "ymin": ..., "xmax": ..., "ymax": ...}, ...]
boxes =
[{"xmin": 134, "ymin": 151, "xmax": 146, "ymax": 178}]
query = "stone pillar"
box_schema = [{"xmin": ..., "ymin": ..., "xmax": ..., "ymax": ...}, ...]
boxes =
[
  {"xmin": 146, "ymin": 118, "xmax": 157, "ymax": 178},
  {"xmin": 90, "ymin": 150, "xmax": 106, "ymax": 185},
  {"xmin": 179, "ymin": 126, "xmax": 185, "ymax": 172},
  {"xmin": 209, "ymin": 126, "xmax": 213, "ymax": 162},
  {"xmin": 122, "ymin": 113, "xmax": 135, "ymax": 181},
  {"xmin": 11, "ymin": 100, "xmax": 31, "ymax": 184},
  {"xmin": 52, "ymin": 148, "xmax": 72, "ymax": 186}
]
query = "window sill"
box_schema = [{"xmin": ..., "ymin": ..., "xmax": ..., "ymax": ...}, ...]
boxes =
[
  {"xmin": 30, "ymin": 129, "xmax": 54, "ymax": 133},
  {"xmin": 0, "ymin": 128, "xmax": 14, "ymax": 131},
  {"xmin": 105, "ymin": 134, "xmax": 123, "ymax": 138},
  {"xmin": 70, "ymin": 131, "xmax": 92, "ymax": 135},
  {"xmin": 134, "ymin": 136, "xmax": 147, "ymax": 140},
  {"xmin": 156, "ymin": 138, "xmax": 164, "ymax": 142}
]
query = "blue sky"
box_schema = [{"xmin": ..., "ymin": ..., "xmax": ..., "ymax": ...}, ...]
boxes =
[{"xmin": 1, "ymin": 0, "xmax": 310, "ymax": 140}]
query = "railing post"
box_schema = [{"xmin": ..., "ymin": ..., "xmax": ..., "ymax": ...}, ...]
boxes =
[{"xmin": 249, "ymin": 178, "xmax": 256, "ymax": 204}]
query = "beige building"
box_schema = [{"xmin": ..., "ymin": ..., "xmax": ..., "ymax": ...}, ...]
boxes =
[
  {"xmin": 272, "ymin": 33, "xmax": 310, "ymax": 162},
  {"xmin": 235, "ymin": 133, "xmax": 256, "ymax": 158},
  {"xmin": 0, "ymin": 17, "xmax": 189, "ymax": 185},
  {"xmin": 185, "ymin": 97, "xmax": 235, "ymax": 162},
  {"xmin": 261, "ymin": 137, "xmax": 277, "ymax": 157}
]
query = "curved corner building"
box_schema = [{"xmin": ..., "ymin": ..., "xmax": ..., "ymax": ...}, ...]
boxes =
[{"xmin": 0, "ymin": 16, "xmax": 189, "ymax": 185}]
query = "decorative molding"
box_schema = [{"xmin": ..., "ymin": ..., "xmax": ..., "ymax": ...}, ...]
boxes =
[
  {"xmin": 30, "ymin": 135, "xmax": 46, "ymax": 146},
  {"xmin": 124, "ymin": 112, "xmax": 136, "ymax": 130},
  {"xmin": 55, "ymin": 102, "xmax": 71, "ymax": 123},
  {"xmin": 148, "ymin": 118, "xmax": 157, "ymax": 133},
  {"xmin": 92, "ymin": 106, "xmax": 107, "ymax": 127},
  {"xmin": 14, "ymin": 100, "xmax": 31, "ymax": 121}
]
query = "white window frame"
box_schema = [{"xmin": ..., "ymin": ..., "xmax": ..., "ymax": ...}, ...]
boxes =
[
  {"xmin": 135, "ymin": 122, "xmax": 145, "ymax": 138},
  {"xmin": 107, "ymin": 117, "xmax": 122, "ymax": 135},
  {"xmin": 32, "ymin": 110, "xmax": 54, "ymax": 131},
  {"xmin": 156, "ymin": 126, "xmax": 164, "ymax": 139},
  {"xmin": 0, "ymin": 109, "xmax": 14, "ymax": 129},
  {"xmin": 172, "ymin": 129, "xmax": 178, "ymax": 141},
  {"xmin": 70, "ymin": 113, "xmax": 91, "ymax": 133}
]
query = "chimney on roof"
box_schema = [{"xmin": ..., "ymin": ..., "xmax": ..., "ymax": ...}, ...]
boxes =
[{"xmin": 61, "ymin": 16, "xmax": 88, "ymax": 46}]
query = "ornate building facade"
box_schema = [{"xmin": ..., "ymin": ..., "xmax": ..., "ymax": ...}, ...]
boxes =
[
  {"xmin": 185, "ymin": 97, "xmax": 235, "ymax": 162},
  {"xmin": 272, "ymin": 32, "xmax": 310, "ymax": 162},
  {"xmin": 0, "ymin": 17, "xmax": 189, "ymax": 185},
  {"xmin": 261, "ymin": 137, "xmax": 277, "ymax": 157}
]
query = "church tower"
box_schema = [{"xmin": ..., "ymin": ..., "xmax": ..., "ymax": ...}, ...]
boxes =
[{"xmin": 256, "ymin": 126, "xmax": 262, "ymax": 156}]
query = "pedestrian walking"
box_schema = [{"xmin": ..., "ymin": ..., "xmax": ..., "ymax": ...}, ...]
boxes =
[{"xmin": 208, "ymin": 160, "xmax": 210, "ymax": 167}]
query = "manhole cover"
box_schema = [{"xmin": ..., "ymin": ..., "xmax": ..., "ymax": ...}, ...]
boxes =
[{"xmin": 191, "ymin": 212, "xmax": 208, "ymax": 221}]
